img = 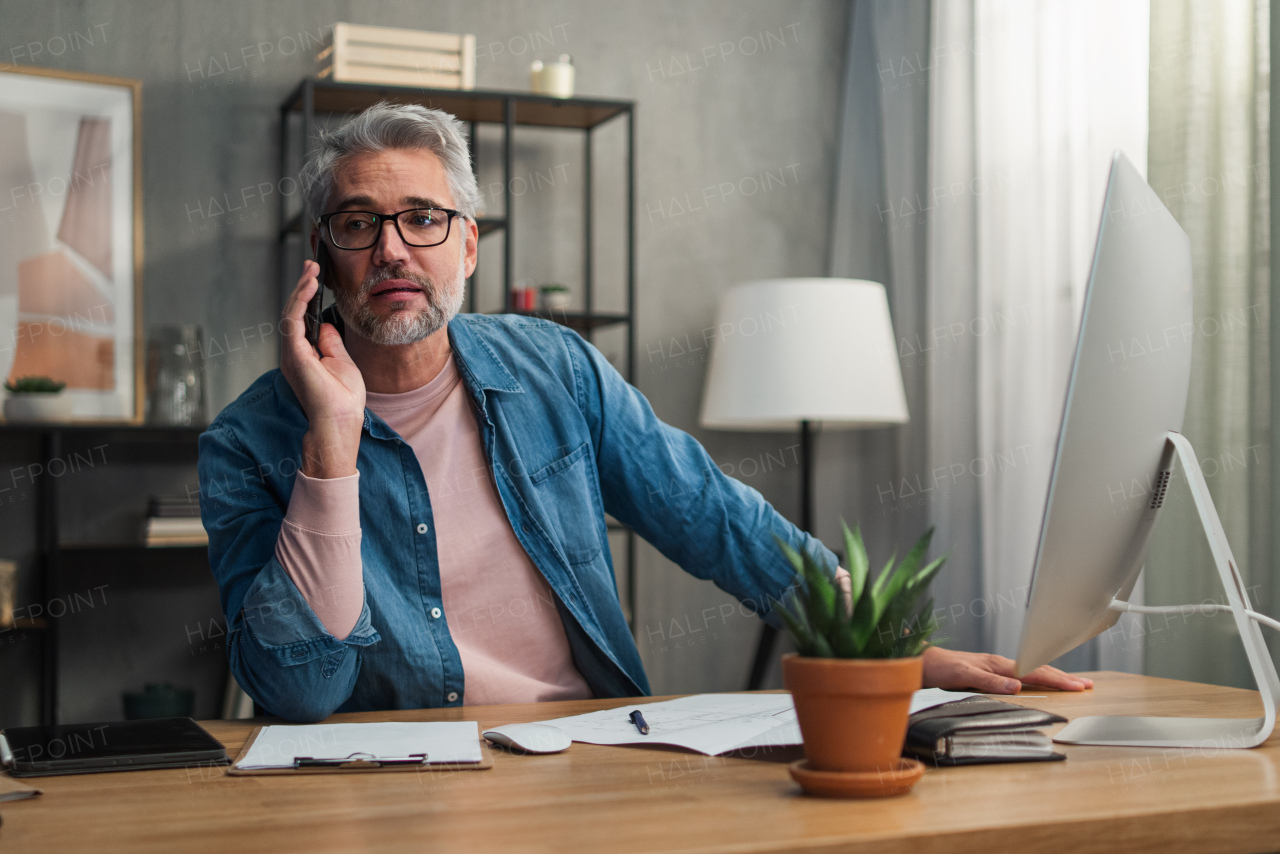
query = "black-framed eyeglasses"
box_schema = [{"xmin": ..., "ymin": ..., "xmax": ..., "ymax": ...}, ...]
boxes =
[{"xmin": 318, "ymin": 207, "xmax": 462, "ymax": 250}]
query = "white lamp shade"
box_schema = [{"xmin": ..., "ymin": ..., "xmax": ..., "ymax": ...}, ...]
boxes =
[{"xmin": 699, "ymin": 278, "xmax": 909, "ymax": 430}]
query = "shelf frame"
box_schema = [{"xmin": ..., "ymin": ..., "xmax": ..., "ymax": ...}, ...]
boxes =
[{"xmin": 3, "ymin": 425, "xmax": 207, "ymax": 725}]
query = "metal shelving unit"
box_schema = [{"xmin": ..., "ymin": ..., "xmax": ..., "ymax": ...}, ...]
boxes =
[
  {"xmin": 277, "ymin": 80, "xmax": 639, "ymax": 626},
  {"xmin": 0, "ymin": 424, "xmax": 214, "ymax": 725}
]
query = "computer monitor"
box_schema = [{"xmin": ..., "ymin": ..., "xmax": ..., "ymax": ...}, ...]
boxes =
[{"xmin": 1013, "ymin": 151, "xmax": 1280, "ymax": 748}]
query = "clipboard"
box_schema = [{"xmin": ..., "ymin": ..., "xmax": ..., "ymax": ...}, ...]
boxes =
[{"xmin": 226, "ymin": 726, "xmax": 494, "ymax": 775}]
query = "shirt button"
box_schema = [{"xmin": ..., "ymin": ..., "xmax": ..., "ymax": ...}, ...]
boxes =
[
  {"xmin": 416, "ymin": 522, "xmax": 428, "ymax": 534},
  {"xmin": 430, "ymin": 607, "xmax": 442, "ymax": 619},
  {"xmin": 446, "ymin": 692, "xmax": 459, "ymax": 703}
]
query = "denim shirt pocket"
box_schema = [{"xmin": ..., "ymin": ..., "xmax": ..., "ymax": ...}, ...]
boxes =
[{"xmin": 528, "ymin": 442, "xmax": 604, "ymax": 566}]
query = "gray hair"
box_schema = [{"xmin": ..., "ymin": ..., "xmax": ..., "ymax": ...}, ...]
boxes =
[{"xmin": 299, "ymin": 101, "xmax": 481, "ymax": 222}]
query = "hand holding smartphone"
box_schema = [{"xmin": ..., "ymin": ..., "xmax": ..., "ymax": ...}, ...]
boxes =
[
  {"xmin": 305, "ymin": 241, "xmax": 334, "ymax": 351},
  {"xmin": 279, "ymin": 239, "xmax": 365, "ymax": 480}
]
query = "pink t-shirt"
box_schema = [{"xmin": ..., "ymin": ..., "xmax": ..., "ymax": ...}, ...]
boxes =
[{"xmin": 275, "ymin": 353, "xmax": 591, "ymax": 706}]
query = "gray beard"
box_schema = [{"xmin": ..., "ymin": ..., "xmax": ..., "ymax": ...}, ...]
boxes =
[{"xmin": 334, "ymin": 253, "xmax": 466, "ymax": 347}]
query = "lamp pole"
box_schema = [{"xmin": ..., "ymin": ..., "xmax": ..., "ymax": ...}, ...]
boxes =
[{"xmin": 746, "ymin": 419, "xmax": 813, "ymax": 690}]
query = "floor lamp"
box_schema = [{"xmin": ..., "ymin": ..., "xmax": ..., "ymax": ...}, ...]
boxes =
[{"xmin": 698, "ymin": 278, "xmax": 909, "ymax": 690}]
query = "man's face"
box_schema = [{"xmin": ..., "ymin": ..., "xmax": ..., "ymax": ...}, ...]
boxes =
[{"xmin": 315, "ymin": 148, "xmax": 478, "ymax": 346}]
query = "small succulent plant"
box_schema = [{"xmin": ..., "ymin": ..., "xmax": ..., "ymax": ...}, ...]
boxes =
[
  {"xmin": 771, "ymin": 522, "xmax": 945, "ymax": 659},
  {"xmin": 5, "ymin": 376, "xmax": 66, "ymax": 394}
]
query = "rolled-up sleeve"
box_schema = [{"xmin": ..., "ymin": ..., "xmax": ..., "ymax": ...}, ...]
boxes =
[{"xmin": 198, "ymin": 423, "xmax": 380, "ymax": 722}]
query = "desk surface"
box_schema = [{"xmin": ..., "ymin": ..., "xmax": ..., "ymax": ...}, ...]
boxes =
[{"xmin": 2, "ymin": 671, "xmax": 1278, "ymax": 853}]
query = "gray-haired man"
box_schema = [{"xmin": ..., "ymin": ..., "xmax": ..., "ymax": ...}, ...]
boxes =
[{"xmin": 198, "ymin": 102, "xmax": 1089, "ymax": 721}]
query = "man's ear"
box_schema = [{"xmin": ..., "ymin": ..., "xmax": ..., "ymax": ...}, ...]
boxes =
[
  {"xmin": 309, "ymin": 228, "xmax": 319, "ymax": 257},
  {"xmin": 463, "ymin": 217, "xmax": 479, "ymax": 279}
]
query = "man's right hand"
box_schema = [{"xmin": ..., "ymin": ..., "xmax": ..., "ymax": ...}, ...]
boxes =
[{"xmin": 280, "ymin": 260, "xmax": 365, "ymax": 478}]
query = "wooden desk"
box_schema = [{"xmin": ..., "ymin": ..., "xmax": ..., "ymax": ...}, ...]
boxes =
[{"xmin": 3, "ymin": 672, "xmax": 1279, "ymax": 853}]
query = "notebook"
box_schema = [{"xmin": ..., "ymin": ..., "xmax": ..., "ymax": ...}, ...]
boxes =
[{"xmin": 903, "ymin": 696, "xmax": 1067, "ymax": 766}]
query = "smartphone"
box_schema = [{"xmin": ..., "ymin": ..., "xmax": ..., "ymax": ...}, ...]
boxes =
[{"xmin": 305, "ymin": 241, "xmax": 333, "ymax": 350}]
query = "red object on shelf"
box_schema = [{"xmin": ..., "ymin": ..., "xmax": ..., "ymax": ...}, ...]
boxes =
[{"xmin": 510, "ymin": 287, "xmax": 537, "ymax": 310}]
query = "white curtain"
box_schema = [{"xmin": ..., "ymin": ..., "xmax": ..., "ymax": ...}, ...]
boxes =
[
  {"xmin": 1144, "ymin": 0, "xmax": 1270, "ymax": 689},
  {"xmin": 829, "ymin": 0, "xmax": 1150, "ymax": 664},
  {"xmin": 966, "ymin": 0, "xmax": 1151, "ymax": 662}
]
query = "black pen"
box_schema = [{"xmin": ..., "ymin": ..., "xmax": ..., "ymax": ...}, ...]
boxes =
[{"xmin": 628, "ymin": 709, "xmax": 650, "ymax": 735}]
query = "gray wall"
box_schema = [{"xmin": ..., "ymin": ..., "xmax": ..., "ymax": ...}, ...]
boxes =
[{"xmin": 0, "ymin": 0, "xmax": 851, "ymax": 722}]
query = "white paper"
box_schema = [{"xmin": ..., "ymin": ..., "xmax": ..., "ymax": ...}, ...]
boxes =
[
  {"xmin": 910, "ymin": 688, "xmax": 977, "ymax": 714},
  {"xmin": 235, "ymin": 721, "xmax": 483, "ymax": 769},
  {"xmin": 547, "ymin": 694, "xmax": 797, "ymax": 755},
  {"xmin": 544, "ymin": 689, "xmax": 977, "ymax": 756}
]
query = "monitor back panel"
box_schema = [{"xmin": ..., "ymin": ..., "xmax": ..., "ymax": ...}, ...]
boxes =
[{"xmin": 1015, "ymin": 151, "xmax": 1193, "ymax": 673}]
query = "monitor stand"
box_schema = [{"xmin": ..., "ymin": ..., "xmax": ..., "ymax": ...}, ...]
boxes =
[{"xmin": 1053, "ymin": 431, "xmax": 1280, "ymax": 748}]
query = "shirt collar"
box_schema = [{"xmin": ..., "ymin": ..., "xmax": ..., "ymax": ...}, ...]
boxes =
[
  {"xmin": 446, "ymin": 316, "xmax": 524, "ymax": 394},
  {"xmin": 313, "ymin": 307, "xmax": 523, "ymax": 440},
  {"xmin": 321, "ymin": 303, "xmax": 523, "ymax": 395}
]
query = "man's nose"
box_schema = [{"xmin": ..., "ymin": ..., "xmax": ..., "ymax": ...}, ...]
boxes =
[{"xmin": 371, "ymin": 217, "xmax": 412, "ymax": 266}]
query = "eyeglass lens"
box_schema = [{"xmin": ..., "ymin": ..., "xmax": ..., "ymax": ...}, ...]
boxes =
[{"xmin": 328, "ymin": 209, "xmax": 450, "ymax": 249}]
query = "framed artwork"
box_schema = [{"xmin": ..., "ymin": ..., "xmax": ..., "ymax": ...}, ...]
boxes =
[{"xmin": 0, "ymin": 66, "xmax": 143, "ymax": 422}]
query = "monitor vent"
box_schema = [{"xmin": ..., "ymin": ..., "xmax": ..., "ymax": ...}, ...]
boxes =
[{"xmin": 1149, "ymin": 470, "xmax": 1172, "ymax": 509}]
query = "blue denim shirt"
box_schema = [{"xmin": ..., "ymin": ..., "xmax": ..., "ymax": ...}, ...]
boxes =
[{"xmin": 198, "ymin": 313, "xmax": 835, "ymax": 721}]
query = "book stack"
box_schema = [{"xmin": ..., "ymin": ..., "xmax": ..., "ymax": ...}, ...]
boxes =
[{"xmin": 141, "ymin": 495, "xmax": 207, "ymax": 547}]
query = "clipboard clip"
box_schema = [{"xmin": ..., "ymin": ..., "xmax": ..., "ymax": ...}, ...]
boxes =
[{"xmin": 293, "ymin": 751, "xmax": 429, "ymax": 769}]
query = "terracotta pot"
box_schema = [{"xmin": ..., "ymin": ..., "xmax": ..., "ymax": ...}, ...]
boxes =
[{"xmin": 782, "ymin": 653, "xmax": 923, "ymax": 773}]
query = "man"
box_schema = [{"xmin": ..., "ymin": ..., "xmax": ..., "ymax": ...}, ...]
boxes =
[{"xmin": 198, "ymin": 102, "xmax": 1089, "ymax": 722}]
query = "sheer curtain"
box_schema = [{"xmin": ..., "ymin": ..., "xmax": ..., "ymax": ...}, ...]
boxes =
[
  {"xmin": 968, "ymin": 0, "xmax": 1150, "ymax": 664},
  {"xmin": 1144, "ymin": 0, "xmax": 1270, "ymax": 688},
  {"xmin": 828, "ymin": 0, "xmax": 1150, "ymax": 663}
]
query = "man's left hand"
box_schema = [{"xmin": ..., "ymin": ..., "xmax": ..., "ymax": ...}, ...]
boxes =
[{"xmin": 921, "ymin": 646, "xmax": 1093, "ymax": 694}]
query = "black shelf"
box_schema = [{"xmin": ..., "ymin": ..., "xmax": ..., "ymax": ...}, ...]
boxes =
[
  {"xmin": 0, "ymin": 423, "xmax": 203, "ymax": 438},
  {"xmin": 58, "ymin": 544, "xmax": 211, "ymax": 590},
  {"xmin": 498, "ymin": 309, "xmax": 629, "ymax": 333},
  {"xmin": 2, "ymin": 618, "xmax": 48, "ymax": 632},
  {"xmin": 280, "ymin": 80, "xmax": 632, "ymax": 130},
  {"xmin": 7, "ymin": 425, "xmax": 210, "ymax": 724}
]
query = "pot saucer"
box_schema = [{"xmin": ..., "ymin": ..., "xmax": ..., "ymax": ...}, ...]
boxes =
[{"xmin": 788, "ymin": 757, "xmax": 924, "ymax": 798}]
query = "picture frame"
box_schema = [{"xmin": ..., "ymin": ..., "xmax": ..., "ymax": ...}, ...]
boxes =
[{"xmin": 0, "ymin": 65, "xmax": 143, "ymax": 423}]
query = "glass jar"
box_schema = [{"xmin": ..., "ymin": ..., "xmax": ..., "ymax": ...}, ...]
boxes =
[{"xmin": 146, "ymin": 324, "xmax": 206, "ymax": 426}]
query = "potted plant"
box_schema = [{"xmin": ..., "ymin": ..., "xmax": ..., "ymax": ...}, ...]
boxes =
[
  {"xmin": 538, "ymin": 283, "xmax": 571, "ymax": 310},
  {"xmin": 773, "ymin": 522, "xmax": 944, "ymax": 798},
  {"xmin": 3, "ymin": 376, "xmax": 72, "ymax": 423}
]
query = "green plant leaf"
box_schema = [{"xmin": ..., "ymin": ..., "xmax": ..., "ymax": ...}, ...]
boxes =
[
  {"xmin": 841, "ymin": 521, "xmax": 869, "ymax": 609},
  {"xmin": 828, "ymin": 624, "xmax": 862, "ymax": 657},
  {"xmin": 804, "ymin": 560, "xmax": 838, "ymax": 636},
  {"xmin": 774, "ymin": 536, "xmax": 807, "ymax": 579},
  {"xmin": 872, "ymin": 529, "xmax": 936, "ymax": 625},
  {"xmin": 771, "ymin": 595, "xmax": 814, "ymax": 654},
  {"xmin": 809, "ymin": 631, "xmax": 835, "ymax": 658},
  {"xmin": 769, "ymin": 523, "xmax": 946, "ymax": 660},
  {"xmin": 850, "ymin": 572, "xmax": 879, "ymax": 650},
  {"xmin": 908, "ymin": 556, "xmax": 945, "ymax": 593},
  {"xmin": 5, "ymin": 375, "xmax": 65, "ymax": 394},
  {"xmin": 870, "ymin": 551, "xmax": 897, "ymax": 601}
]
